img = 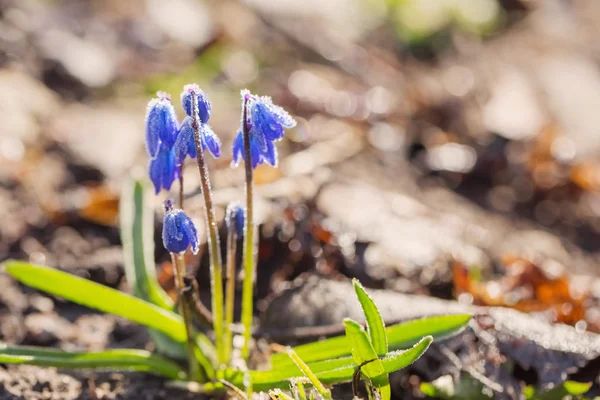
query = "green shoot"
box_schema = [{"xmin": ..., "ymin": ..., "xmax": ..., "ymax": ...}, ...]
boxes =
[
  {"xmin": 353, "ymin": 279, "xmax": 387, "ymax": 356},
  {"xmin": 285, "ymin": 347, "xmax": 332, "ymax": 400},
  {"xmin": 271, "ymin": 314, "xmax": 471, "ymax": 367},
  {"xmin": 344, "ymin": 318, "xmax": 391, "ymax": 400}
]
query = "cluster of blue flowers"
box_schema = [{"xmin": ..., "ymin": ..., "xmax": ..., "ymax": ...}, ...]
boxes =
[
  {"xmin": 151, "ymin": 85, "xmax": 296, "ymax": 254},
  {"xmin": 145, "ymin": 85, "xmax": 220, "ymax": 194},
  {"xmin": 232, "ymin": 90, "xmax": 296, "ymax": 169}
]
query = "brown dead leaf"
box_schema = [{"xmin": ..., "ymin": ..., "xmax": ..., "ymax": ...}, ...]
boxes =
[{"xmin": 453, "ymin": 256, "xmax": 592, "ymax": 330}]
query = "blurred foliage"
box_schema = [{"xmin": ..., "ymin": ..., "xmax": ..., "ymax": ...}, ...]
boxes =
[{"xmin": 383, "ymin": 0, "xmax": 504, "ymax": 43}]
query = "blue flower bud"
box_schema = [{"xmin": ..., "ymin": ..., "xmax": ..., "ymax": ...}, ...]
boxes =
[
  {"xmin": 162, "ymin": 199, "xmax": 199, "ymax": 254},
  {"xmin": 149, "ymin": 144, "xmax": 179, "ymax": 194},
  {"xmin": 225, "ymin": 201, "xmax": 245, "ymax": 238},
  {"xmin": 181, "ymin": 84, "xmax": 211, "ymax": 123},
  {"xmin": 145, "ymin": 92, "xmax": 179, "ymax": 158},
  {"xmin": 173, "ymin": 116, "xmax": 222, "ymax": 165}
]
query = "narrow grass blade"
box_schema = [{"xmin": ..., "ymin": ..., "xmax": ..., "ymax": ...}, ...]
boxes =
[
  {"xmin": 120, "ymin": 178, "xmax": 174, "ymax": 309},
  {"xmin": 353, "ymin": 279, "xmax": 387, "ymax": 356},
  {"xmin": 0, "ymin": 343, "xmax": 186, "ymax": 380},
  {"xmin": 269, "ymin": 389, "xmax": 295, "ymax": 400},
  {"xmin": 120, "ymin": 179, "xmax": 185, "ymax": 358},
  {"xmin": 271, "ymin": 314, "xmax": 470, "ymax": 366},
  {"xmin": 344, "ymin": 318, "xmax": 390, "ymax": 400},
  {"xmin": 286, "ymin": 347, "xmax": 332, "ymax": 400},
  {"xmin": 3, "ymin": 261, "xmax": 186, "ymax": 343},
  {"xmin": 290, "ymin": 378, "xmax": 307, "ymax": 400},
  {"xmin": 241, "ymin": 336, "xmax": 431, "ymax": 392}
]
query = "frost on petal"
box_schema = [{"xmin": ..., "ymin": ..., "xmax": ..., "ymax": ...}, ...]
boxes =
[
  {"xmin": 148, "ymin": 145, "xmax": 178, "ymax": 193},
  {"xmin": 181, "ymin": 84, "xmax": 212, "ymax": 123},
  {"xmin": 266, "ymin": 101, "xmax": 296, "ymax": 128},
  {"xmin": 231, "ymin": 130, "xmax": 244, "ymax": 166},
  {"xmin": 181, "ymin": 213, "xmax": 199, "ymax": 254},
  {"xmin": 145, "ymin": 96, "xmax": 179, "ymax": 155},
  {"xmin": 163, "ymin": 208, "xmax": 196, "ymax": 254},
  {"xmin": 201, "ymin": 124, "xmax": 221, "ymax": 158},
  {"xmin": 250, "ymin": 136, "xmax": 262, "ymax": 169},
  {"xmin": 252, "ymin": 101, "xmax": 284, "ymax": 142},
  {"xmin": 173, "ymin": 117, "xmax": 197, "ymax": 165},
  {"xmin": 149, "ymin": 157, "xmax": 162, "ymax": 194},
  {"xmin": 144, "ymin": 99, "xmax": 162, "ymax": 158},
  {"xmin": 262, "ymin": 140, "xmax": 278, "ymax": 167}
]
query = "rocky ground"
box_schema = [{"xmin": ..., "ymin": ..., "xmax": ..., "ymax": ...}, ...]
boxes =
[{"xmin": 1, "ymin": 0, "xmax": 600, "ymax": 398}]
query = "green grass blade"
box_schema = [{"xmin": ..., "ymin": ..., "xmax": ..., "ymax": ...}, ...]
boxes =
[
  {"xmin": 269, "ymin": 389, "xmax": 296, "ymax": 400},
  {"xmin": 286, "ymin": 347, "xmax": 332, "ymax": 400},
  {"xmin": 0, "ymin": 343, "xmax": 186, "ymax": 380},
  {"xmin": 3, "ymin": 261, "xmax": 186, "ymax": 343},
  {"xmin": 242, "ymin": 336, "xmax": 431, "ymax": 392},
  {"xmin": 120, "ymin": 179, "xmax": 185, "ymax": 358},
  {"xmin": 120, "ymin": 178, "xmax": 174, "ymax": 309},
  {"xmin": 291, "ymin": 378, "xmax": 307, "ymax": 400},
  {"xmin": 271, "ymin": 314, "xmax": 470, "ymax": 366},
  {"xmin": 344, "ymin": 318, "xmax": 390, "ymax": 400},
  {"xmin": 353, "ymin": 279, "xmax": 387, "ymax": 355}
]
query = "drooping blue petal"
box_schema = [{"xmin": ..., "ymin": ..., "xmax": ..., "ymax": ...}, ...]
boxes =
[
  {"xmin": 145, "ymin": 93, "xmax": 179, "ymax": 157},
  {"xmin": 149, "ymin": 144, "xmax": 178, "ymax": 194},
  {"xmin": 251, "ymin": 101, "xmax": 285, "ymax": 142},
  {"xmin": 201, "ymin": 124, "xmax": 221, "ymax": 159},
  {"xmin": 173, "ymin": 117, "xmax": 198, "ymax": 165},
  {"xmin": 225, "ymin": 201, "xmax": 245, "ymax": 238},
  {"xmin": 232, "ymin": 130, "xmax": 244, "ymax": 166},
  {"xmin": 162, "ymin": 201, "xmax": 199, "ymax": 254},
  {"xmin": 180, "ymin": 84, "xmax": 211, "ymax": 123},
  {"xmin": 250, "ymin": 134, "xmax": 262, "ymax": 169},
  {"xmin": 262, "ymin": 139, "xmax": 278, "ymax": 167}
]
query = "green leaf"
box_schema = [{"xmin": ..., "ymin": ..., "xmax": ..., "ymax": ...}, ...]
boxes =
[
  {"xmin": 353, "ymin": 279, "xmax": 387, "ymax": 356},
  {"xmin": 3, "ymin": 261, "xmax": 186, "ymax": 343},
  {"xmin": 286, "ymin": 347, "xmax": 332, "ymax": 400},
  {"xmin": 120, "ymin": 178, "xmax": 174, "ymax": 309},
  {"xmin": 238, "ymin": 335, "xmax": 430, "ymax": 392},
  {"xmin": 0, "ymin": 343, "xmax": 186, "ymax": 380},
  {"xmin": 344, "ymin": 318, "xmax": 390, "ymax": 400},
  {"xmin": 120, "ymin": 179, "xmax": 185, "ymax": 358},
  {"xmin": 271, "ymin": 314, "xmax": 470, "ymax": 367}
]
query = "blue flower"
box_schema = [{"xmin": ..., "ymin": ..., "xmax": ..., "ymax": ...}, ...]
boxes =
[
  {"xmin": 249, "ymin": 95, "xmax": 296, "ymax": 142},
  {"xmin": 145, "ymin": 92, "xmax": 179, "ymax": 158},
  {"xmin": 181, "ymin": 84, "xmax": 212, "ymax": 123},
  {"xmin": 173, "ymin": 116, "xmax": 221, "ymax": 165},
  {"xmin": 231, "ymin": 129, "xmax": 277, "ymax": 168},
  {"xmin": 162, "ymin": 199, "xmax": 199, "ymax": 254},
  {"xmin": 231, "ymin": 90, "xmax": 295, "ymax": 169},
  {"xmin": 225, "ymin": 201, "xmax": 245, "ymax": 238},
  {"xmin": 149, "ymin": 144, "xmax": 179, "ymax": 194}
]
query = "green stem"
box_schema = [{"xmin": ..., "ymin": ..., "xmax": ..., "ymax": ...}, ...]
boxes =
[
  {"xmin": 179, "ymin": 164, "xmax": 185, "ymax": 209},
  {"xmin": 171, "ymin": 253, "xmax": 202, "ymax": 381},
  {"xmin": 224, "ymin": 216, "xmax": 238, "ymax": 364},
  {"xmin": 190, "ymin": 93, "xmax": 226, "ymax": 366},
  {"xmin": 240, "ymin": 95, "xmax": 254, "ymax": 361}
]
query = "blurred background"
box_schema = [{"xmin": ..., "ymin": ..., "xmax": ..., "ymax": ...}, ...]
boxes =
[{"xmin": 2, "ymin": 0, "xmax": 600, "ymax": 397}]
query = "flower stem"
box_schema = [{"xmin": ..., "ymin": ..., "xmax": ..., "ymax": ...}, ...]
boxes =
[
  {"xmin": 179, "ymin": 164, "xmax": 185, "ymax": 209},
  {"xmin": 223, "ymin": 215, "xmax": 238, "ymax": 364},
  {"xmin": 190, "ymin": 94, "xmax": 226, "ymax": 366},
  {"xmin": 240, "ymin": 95, "xmax": 254, "ymax": 361},
  {"xmin": 171, "ymin": 252, "xmax": 201, "ymax": 381}
]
